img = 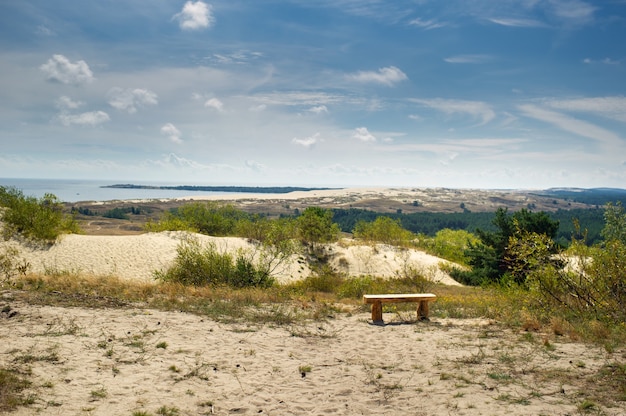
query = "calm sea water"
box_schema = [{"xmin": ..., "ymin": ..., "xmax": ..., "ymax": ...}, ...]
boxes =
[{"xmin": 0, "ymin": 178, "xmax": 241, "ymax": 203}]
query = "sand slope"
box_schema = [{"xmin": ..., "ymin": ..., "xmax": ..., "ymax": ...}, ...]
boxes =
[{"xmin": 3, "ymin": 232, "xmax": 460, "ymax": 285}]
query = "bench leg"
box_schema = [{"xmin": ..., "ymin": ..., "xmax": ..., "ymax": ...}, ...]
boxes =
[
  {"xmin": 417, "ymin": 300, "xmax": 430, "ymax": 320},
  {"xmin": 371, "ymin": 301, "xmax": 383, "ymax": 323}
]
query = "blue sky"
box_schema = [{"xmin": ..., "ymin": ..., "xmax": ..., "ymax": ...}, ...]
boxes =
[{"xmin": 1, "ymin": 0, "xmax": 625, "ymax": 189}]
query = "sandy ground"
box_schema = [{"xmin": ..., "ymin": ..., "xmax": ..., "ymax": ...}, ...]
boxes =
[{"xmin": 1, "ymin": 299, "xmax": 623, "ymax": 416}]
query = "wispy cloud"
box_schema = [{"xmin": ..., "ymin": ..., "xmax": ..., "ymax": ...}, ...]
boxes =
[
  {"xmin": 161, "ymin": 123, "xmax": 183, "ymax": 144},
  {"xmin": 548, "ymin": 0, "xmax": 595, "ymax": 25},
  {"xmin": 583, "ymin": 57, "xmax": 621, "ymax": 65},
  {"xmin": 518, "ymin": 104, "xmax": 621, "ymax": 146},
  {"xmin": 173, "ymin": 1, "xmax": 214, "ymax": 30},
  {"xmin": 444, "ymin": 54, "xmax": 491, "ymax": 64},
  {"xmin": 58, "ymin": 111, "xmax": 110, "ymax": 126},
  {"xmin": 40, "ymin": 54, "xmax": 94, "ymax": 85},
  {"xmin": 348, "ymin": 66, "xmax": 408, "ymax": 86},
  {"xmin": 546, "ymin": 97, "xmax": 626, "ymax": 122},
  {"xmin": 411, "ymin": 98, "xmax": 496, "ymax": 126},
  {"xmin": 353, "ymin": 127, "xmax": 376, "ymax": 142},
  {"xmin": 208, "ymin": 51, "xmax": 263, "ymax": 65},
  {"xmin": 292, "ymin": 132, "xmax": 322, "ymax": 148},
  {"xmin": 409, "ymin": 18, "xmax": 447, "ymax": 30},
  {"xmin": 107, "ymin": 88, "xmax": 158, "ymax": 114},
  {"xmin": 251, "ymin": 92, "xmax": 346, "ymax": 106},
  {"xmin": 487, "ymin": 17, "xmax": 545, "ymax": 28}
]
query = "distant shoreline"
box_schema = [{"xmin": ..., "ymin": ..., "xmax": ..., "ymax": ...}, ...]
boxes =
[{"xmin": 101, "ymin": 184, "xmax": 340, "ymax": 194}]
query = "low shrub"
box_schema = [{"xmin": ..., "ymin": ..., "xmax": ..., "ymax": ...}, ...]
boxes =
[
  {"xmin": 154, "ymin": 237, "xmax": 274, "ymax": 288},
  {"xmin": 0, "ymin": 186, "xmax": 79, "ymax": 242}
]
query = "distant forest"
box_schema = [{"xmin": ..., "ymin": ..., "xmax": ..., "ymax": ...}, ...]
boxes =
[
  {"xmin": 536, "ymin": 188, "xmax": 626, "ymax": 206},
  {"xmin": 329, "ymin": 208, "xmax": 607, "ymax": 246},
  {"xmin": 102, "ymin": 184, "xmax": 337, "ymax": 194}
]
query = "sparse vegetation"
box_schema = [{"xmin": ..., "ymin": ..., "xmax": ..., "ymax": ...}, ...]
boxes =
[{"xmin": 0, "ymin": 367, "xmax": 32, "ymax": 412}]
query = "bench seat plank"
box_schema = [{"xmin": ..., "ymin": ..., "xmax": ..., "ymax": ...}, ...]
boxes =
[{"xmin": 363, "ymin": 293, "xmax": 436, "ymax": 323}]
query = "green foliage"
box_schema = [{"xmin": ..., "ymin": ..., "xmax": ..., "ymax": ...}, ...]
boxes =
[
  {"xmin": 102, "ymin": 207, "xmax": 130, "ymax": 220},
  {"xmin": 144, "ymin": 216, "xmax": 196, "ymax": 233},
  {"xmin": 154, "ymin": 237, "xmax": 274, "ymax": 288},
  {"xmin": 0, "ymin": 186, "xmax": 80, "ymax": 242},
  {"xmin": 296, "ymin": 207, "xmax": 340, "ymax": 244},
  {"xmin": 416, "ymin": 229, "xmax": 479, "ymax": 265},
  {"xmin": 522, "ymin": 203, "xmax": 626, "ymax": 326},
  {"xmin": 353, "ymin": 216, "xmax": 414, "ymax": 245},
  {"xmin": 601, "ymin": 202, "xmax": 626, "ymax": 244},
  {"xmin": 460, "ymin": 208, "xmax": 560, "ymax": 285},
  {"xmin": 503, "ymin": 226, "xmax": 562, "ymax": 286},
  {"xmin": 332, "ymin": 207, "xmax": 606, "ymax": 245},
  {"xmin": 147, "ymin": 202, "xmax": 248, "ymax": 236}
]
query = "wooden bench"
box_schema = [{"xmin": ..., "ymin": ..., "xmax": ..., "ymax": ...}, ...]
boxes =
[{"xmin": 363, "ymin": 293, "xmax": 437, "ymax": 323}]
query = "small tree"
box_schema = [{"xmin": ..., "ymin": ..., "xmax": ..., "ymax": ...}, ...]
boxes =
[
  {"xmin": 296, "ymin": 207, "xmax": 340, "ymax": 245},
  {"xmin": 462, "ymin": 208, "xmax": 559, "ymax": 285}
]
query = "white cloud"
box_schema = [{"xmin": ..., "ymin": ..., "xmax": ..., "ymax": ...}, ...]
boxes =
[
  {"xmin": 518, "ymin": 104, "xmax": 621, "ymax": 146},
  {"xmin": 488, "ymin": 18, "xmax": 545, "ymax": 28},
  {"xmin": 107, "ymin": 88, "xmax": 158, "ymax": 113},
  {"xmin": 204, "ymin": 98, "xmax": 224, "ymax": 112},
  {"xmin": 353, "ymin": 127, "xmax": 376, "ymax": 142},
  {"xmin": 308, "ymin": 105, "xmax": 328, "ymax": 114},
  {"xmin": 55, "ymin": 96, "xmax": 83, "ymax": 110},
  {"xmin": 58, "ymin": 111, "xmax": 110, "ymax": 126},
  {"xmin": 348, "ymin": 66, "xmax": 408, "ymax": 86},
  {"xmin": 411, "ymin": 98, "xmax": 496, "ymax": 125},
  {"xmin": 173, "ymin": 1, "xmax": 214, "ymax": 30},
  {"xmin": 292, "ymin": 133, "xmax": 321, "ymax": 148},
  {"xmin": 161, "ymin": 123, "xmax": 183, "ymax": 144},
  {"xmin": 40, "ymin": 54, "xmax": 94, "ymax": 85},
  {"xmin": 547, "ymin": 97, "xmax": 626, "ymax": 122},
  {"xmin": 548, "ymin": 0, "xmax": 595, "ymax": 24},
  {"xmin": 444, "ymin": 55, "xmax": 491, "ymax": 64},
  {"xmin": 409, "ymin": 18, "xmax": 446, "ymax": 30}
]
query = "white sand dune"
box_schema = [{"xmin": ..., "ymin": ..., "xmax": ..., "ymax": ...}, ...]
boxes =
[{"xmin": 3, "ymin": 231, "xmax": 461, "ymax": 285}]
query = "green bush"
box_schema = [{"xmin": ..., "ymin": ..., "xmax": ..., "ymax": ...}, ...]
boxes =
[
  {"xmin": 416, "ymin": 228, "xmax": 479, "ymax": 265},
  {"xmin": 353, "ymin": 216, "xmax": 414, "ymax": 246},
  {"xmin": 154, "ymin": 237, "xmax": 274, "ymax": 288},
  {"xmin": 522, "ymin": 203, "xmax": 626, "ymax": 326},
  {"xmin": 0, "ymin": 186, "xmax": 80, "ymax": 242},
  {"xmin": 146, "ymin": 202, "xmax": 248, "ymax": 236}
]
